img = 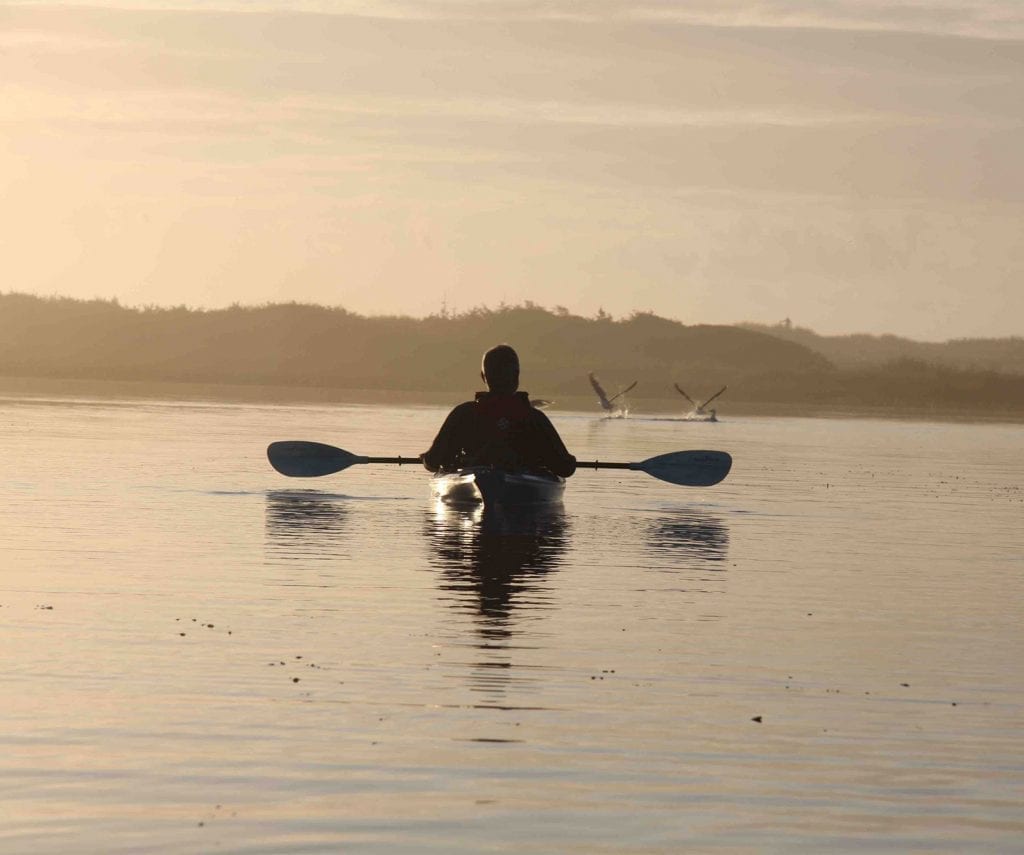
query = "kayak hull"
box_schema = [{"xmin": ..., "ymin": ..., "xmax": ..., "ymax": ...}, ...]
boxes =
[{"xmin": 432, "ymin": 468, "xmax": 566, "ymax": 507}]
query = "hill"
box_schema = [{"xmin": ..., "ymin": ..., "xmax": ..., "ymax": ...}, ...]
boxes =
[
  {"xmin": 0, "ymin": 294, "xmax": 825, "ymax": 395},
  {"xmin": 3, "ymin": 293, "xmax": 1023, "ymax": 419},
  {"xmin": 741, "ymin": 321, "xmax": 1024, "ymax": 375}
]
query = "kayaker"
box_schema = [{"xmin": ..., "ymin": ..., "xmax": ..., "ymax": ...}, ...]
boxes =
[{"xmin": 420, "ymin": 344, "xmax": 577, "ymax": 477}]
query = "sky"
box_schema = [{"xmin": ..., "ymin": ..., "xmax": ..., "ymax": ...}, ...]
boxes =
[{"xmin": 2, "ymin": 1, "xmax": 1022, "ymax": 341}]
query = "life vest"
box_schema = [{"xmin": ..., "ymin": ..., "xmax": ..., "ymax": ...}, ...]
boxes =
[{"xmin": 473, "ymin": 391, "xmax": 533, "ymax": 443}]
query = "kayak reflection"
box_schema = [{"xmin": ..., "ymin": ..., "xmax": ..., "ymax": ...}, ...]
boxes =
[
  {"xmin": 264, "ymin": 489, "xmax": 349, "ymax": 561},
  {"xmin": 425, "ymin": 502, "xmax": 571, "ymax": 642},
  {"xmin": 646, "ymin": 507, "xmax": 730, "ymax": 564}
]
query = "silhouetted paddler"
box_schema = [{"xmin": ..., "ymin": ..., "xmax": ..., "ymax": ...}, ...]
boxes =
[{"xmin": 420, "ymin": 344, "xmax": 576, "ymax": 477}]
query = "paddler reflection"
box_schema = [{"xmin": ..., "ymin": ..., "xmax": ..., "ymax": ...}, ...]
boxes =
[{"xmin": 425, "ymin": 501, "xmax": 571, "ymax": 644}]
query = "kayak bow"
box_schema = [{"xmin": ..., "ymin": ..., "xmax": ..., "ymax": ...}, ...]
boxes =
[{"xmin": 432, "ymin": 468, "xmax": 566, "ymax": 507}]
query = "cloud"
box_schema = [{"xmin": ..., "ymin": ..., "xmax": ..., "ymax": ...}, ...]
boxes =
[
  {"xmin": 2, "ymin": 1, "xmax": 1021, "ymax": 337},
  {"xmin": 8, "ymin": 0, "xmax": 1024, "ymax": 39}
]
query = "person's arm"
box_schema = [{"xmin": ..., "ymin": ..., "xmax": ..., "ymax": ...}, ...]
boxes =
[
  {"xmin": 420, "ymin": 403, "xmax": 472, "ymax": 472},
  {"xmin": 530, "ymin": 410, "xmax": 577, "ymax": 477}
]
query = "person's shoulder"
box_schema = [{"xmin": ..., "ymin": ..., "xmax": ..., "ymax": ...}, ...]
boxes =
[{"xmin": 528, "ymin": 405, "xmax": 556, "ymax": 425}]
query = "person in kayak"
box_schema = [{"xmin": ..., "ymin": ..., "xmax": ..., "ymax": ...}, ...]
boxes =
[{"xmin": 420, "ymin": 344, "xmax": 577, "ymax": 477}]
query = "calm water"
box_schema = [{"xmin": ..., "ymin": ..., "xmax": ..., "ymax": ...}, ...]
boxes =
[{"xmin": 1, "ymin": 396, "xmax": 1021, "ymax": 853}]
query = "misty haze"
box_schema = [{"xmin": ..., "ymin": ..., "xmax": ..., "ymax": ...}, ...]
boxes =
[{"xmin": 1, "ymin": 2, "xmax": 1021, "ymax": 853}]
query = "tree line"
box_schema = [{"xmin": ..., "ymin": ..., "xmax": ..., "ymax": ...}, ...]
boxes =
[
  {"xmin": 2, "ymin": 293, "xmax": 1023, "ymax": 417},
  {"xmin": 741, "ymin": 321, "xmax": 1024, "ymax": 375}
]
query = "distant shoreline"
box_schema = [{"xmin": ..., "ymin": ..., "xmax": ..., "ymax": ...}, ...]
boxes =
[
  {"xmin": 2, "ymin": 375, "xmax": 1021, "ymax": 425},
  {"xmin": 4, "ymin": 295, "xmax": 1021, "ymax": 421}
]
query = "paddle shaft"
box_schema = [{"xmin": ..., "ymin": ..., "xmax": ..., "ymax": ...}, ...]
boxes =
[
  {"xmin": 281, "ymin": 453, "xmax": 645, "ymax": 469},
  {"xmin": 576, "ymin": 460, "xmax": 636, "ymax": 470},
  {"xmin": 365, "ymin": 459, "xmax": 643, "ymax": 470},
  {"xmin": 358, "ymin": 458, "xmax": 697, "ymax": 471}
]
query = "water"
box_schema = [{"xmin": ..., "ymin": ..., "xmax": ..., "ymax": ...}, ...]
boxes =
[{"xmin": 1, "ymin": 395, "xmax": 1021, "ymax": 853}]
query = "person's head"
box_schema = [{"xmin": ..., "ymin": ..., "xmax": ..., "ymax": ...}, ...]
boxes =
[{"xmin": 481, "ymin": 344, "xmax": 520, "ymax": 393}]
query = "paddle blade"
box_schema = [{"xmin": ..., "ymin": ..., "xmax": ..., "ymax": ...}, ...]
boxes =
[
  {"xmin": 633, "ymin": 450, "xmax": 732, "ymax": 487},
  {"xmin": 267, "ymin": 441, "xmax": 367, "ymax": 477}
]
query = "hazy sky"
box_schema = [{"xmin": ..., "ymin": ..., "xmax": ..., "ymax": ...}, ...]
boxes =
[{"xmin": 3, "ymin": 1, "xmax": 1022, "ymax": 340}]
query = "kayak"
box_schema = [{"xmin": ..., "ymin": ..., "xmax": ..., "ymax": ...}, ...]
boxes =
[
  {"xmin": 432, "ymin": 468, "xmax": 566, "ymax": 506},
  {"xmin": 433, "ymin": 469, "xmax": 566, "ymax": 506}
]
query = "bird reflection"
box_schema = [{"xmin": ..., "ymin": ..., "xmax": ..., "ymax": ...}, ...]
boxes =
[
  {"xmin": 646, "ymin": 507, "xmax": 730, "ymax": 565},
  {"xmin": 264, "ymin": 489, "xmax": 349, "ymax": 561},
  {"xmin": 425, "ymin": 502, "xmax": 571, "ymax": 641}
]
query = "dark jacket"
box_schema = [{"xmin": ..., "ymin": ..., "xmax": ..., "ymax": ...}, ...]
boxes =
[{"xmin": 421, "ymin": 391, "xmax": 577, "ymax": 477}]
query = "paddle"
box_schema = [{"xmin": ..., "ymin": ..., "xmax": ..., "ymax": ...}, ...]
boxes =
[
  {"xmin": 267, "ymin": 441, "xmax": 412, "ymax": 477},
  {"xmin": 267, "ymin": 441, "xmax": 731, "ymax": 487}
]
